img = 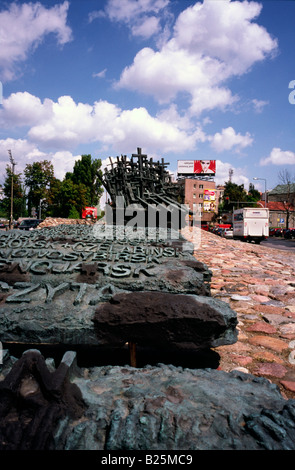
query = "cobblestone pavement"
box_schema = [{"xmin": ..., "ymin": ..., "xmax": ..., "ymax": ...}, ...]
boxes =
[{"xmin": 184, "ymin": 227, "xmax": 295, "ymax": 400}]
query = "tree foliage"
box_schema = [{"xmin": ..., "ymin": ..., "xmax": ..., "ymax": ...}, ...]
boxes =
[
  {"xmin": 1, "ymin": 166, "xmax": 27, "ymax": 219},
  {"xmin": 277, "ymin": 169, "xmax": 295, "ymax": 229},
  {"xmin": 219, "ymin": 181, "xmax": 261, "ymax": 213},
  {"xmin": 24, "ymin": 160, "xmax": 54, "ymax": 216},
  {"xmin": 67, "ymin": 155, "xmax": 104, "ymax": 207},
  {"xmin": 1, "ymin": 154, "xmax": 103, "ymax": 220}
]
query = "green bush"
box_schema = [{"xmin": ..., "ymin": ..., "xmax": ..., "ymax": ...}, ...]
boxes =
[{"xmin": 68, "ymin": 206, "xmax": 80, "ymax": 219}]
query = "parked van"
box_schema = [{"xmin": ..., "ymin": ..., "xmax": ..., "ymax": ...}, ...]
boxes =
[{"xmin": 233, "ymin": 208, "xmax": 269, "ymax": 244}]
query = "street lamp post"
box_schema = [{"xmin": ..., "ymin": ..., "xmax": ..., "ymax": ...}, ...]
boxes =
[
  {"xmin": 8, "ymin": 150, "xmax": 16, "ymax": 230},
  {"xmin": 253, "ymin": 177, "xmax": 267, "ymax": 208},
  {"xmin": 39, "ymin": 198, "xmax": 45, "ymax": 219}
]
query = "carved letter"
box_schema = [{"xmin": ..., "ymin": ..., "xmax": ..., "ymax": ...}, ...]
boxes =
[
  {"xmin": 71, "ymin": 282, "xmax": 88, "ymax": 305},
  {"xmin": 111, "ymin": 264, "xmax": 132, "ymax": 278},
  {"xmin": 6, "ymin": 282, "xmax": 41, "ymax": 303},
  {"xmin": 45, "ymin": 282, "xmax": 70, "ymax": 303}
]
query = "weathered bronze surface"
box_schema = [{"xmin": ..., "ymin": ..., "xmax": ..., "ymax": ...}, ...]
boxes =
[
  {"xmin": 0, "ymin": 223, "xmax": 238, "ymax": 351},
  {"xmin": 102, "ymin": 147, "xmax": 184, "ymax": 208}
]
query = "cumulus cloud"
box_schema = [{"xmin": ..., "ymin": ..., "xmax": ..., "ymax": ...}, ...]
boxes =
[
  {"xmin": 0, "ymin": 91, "xmax": 205, "ymax": 154},
  {"xmin": 0, "ymin": 137, "xmax": 81, "ymax": 183},
  {"xmin": 0, "ymin": 137, "xmax": 45, "ymax": 183},
  {"xmin": 131, "ymin": 15, "xmax": 161, "ymax": 39},
  {"xmin": 0, "ymin": 1, "xmax": 72, "ymax": 81},
  {"xmin": 173, "ymin": 0, "xmax": 277, "ymax": 77},
  {"xmin": 50, "ymin": 151, "xmax": 82, "ymax": 180},
  {"xmin": 115, "ymin": 0, "xmax": 277, "ymax": 115},
  {"xmin": 215, "ymin": 159, "xmax": 249, "ymax": 187},
  {"xmin": 209, "ymin": 126, "xmax": 253, "ymax": 153},
  {"xmin": 0, "ymin": 92, "xmax": 52, "ymax": 127},
  {"xmin": 89, "ymin": 0, "xmax": 170, "ymax": 39},
  {"xmin": 260, "ymin": 147, "xmax": 295, "ymax": 166}
]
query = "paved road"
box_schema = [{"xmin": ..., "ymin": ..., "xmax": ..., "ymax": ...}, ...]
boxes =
[{"xmin": 261, "ymin": 237, "xmax": 295, "ymax": 252}]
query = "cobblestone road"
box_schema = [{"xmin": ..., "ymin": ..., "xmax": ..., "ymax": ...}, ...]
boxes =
[{"xmin": 184, "ymin": 227, "xmax": 295, "ymax": 399}]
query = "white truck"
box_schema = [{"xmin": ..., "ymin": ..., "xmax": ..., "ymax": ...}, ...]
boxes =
[{"xmin": 233, "ymin": 208, "xmax": 269, "ymax": 244}]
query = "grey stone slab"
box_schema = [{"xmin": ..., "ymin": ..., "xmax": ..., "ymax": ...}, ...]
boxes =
[{"xmin": 0, "ymin": 225, "xmax": 237, "ymax": 352}]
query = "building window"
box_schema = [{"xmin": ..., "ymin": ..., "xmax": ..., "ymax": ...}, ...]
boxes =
[
  {"xmin": 193, "ymin": 184, "xmax": 196, "ymax": 189},
  {"xmin": 199, "ymin": 184, "xmax": 204, "ymax": 189},
  {"xmin": 199, "ymin": 194, "xmax": 203, "ymax": 199},
  {"xmin": 193, "ymin": 193, "xmax": 196, "ymax": 198}
]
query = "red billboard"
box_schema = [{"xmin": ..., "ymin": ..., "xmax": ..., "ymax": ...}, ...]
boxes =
[
  {"xmin": 194, "ymin": 160, "xmax": 216, "ymax": 175},
  {"xmin": 177, "ymin": 160, "xmax": 216, "ymax": 175}
]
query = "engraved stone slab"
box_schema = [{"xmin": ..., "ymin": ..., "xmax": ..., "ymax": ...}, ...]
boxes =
[{"xmin": 0, "ymin": 224, "xmax": 237, "ymax": 351}]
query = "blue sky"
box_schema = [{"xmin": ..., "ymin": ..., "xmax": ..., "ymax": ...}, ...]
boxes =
[{"xmin": 0, "ymin": 0, "xmax": 294, "ymax": 197}]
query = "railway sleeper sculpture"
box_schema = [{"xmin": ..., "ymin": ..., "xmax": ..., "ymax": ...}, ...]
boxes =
[{"xmin": 101, "ymin": 148, "xmax": 189, "ymax": 228}]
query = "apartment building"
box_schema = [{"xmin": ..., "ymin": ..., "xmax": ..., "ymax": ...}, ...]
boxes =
[{"xmin": 178, "ymin": 178, "xmax": 217, "ymax": 224}]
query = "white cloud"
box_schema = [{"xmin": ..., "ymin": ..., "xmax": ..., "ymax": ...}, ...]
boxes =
[
  {"xmin": 0, "ymin": 138, "xmax": 46, "ymax": 183},
  {"xmin": 115, "ymin": 0, "xmax": 277, "ymax": 115},
  {"xmin": 215, "ymin": 159, "xmax": 249, "ymax": 187},
  {"xmin": 1, "ymin": 91, "xmax": 205, "ymax": 154},
  {"xmin": 89, "ymin": 0, "xmax": 170, "ymax": 39},
  {"xmin": 156, "ymin": 104, "xmax": 196, "ymax": 131},
  {"xmin": 173, "ymin": 0, "xmax": 277, "ymax": 77},
  {"xmin": 93, "ymin": 69, "xmax": 107, "ymax": 79},
  {"xmin": 260, "ymin": 147, "xmax": 295, "ymax": 166},
  {"xmin": 252, "ymin": 98, "xmax": 269, "ymax": 113},
  {"xmin": 209, "ymin": 126, "xmax": 253, "ymax": 153},
  {"xmin": 0, "ymin": 1, "xmax": 72, "ymax": 81},
  {"xmin": 106, "ymin": 0, "xmax": 170, "ymax": 20},
  {"xmin": 0, "ymin": 137, "xmax": 81, "ymax": 183},
  {"xmin": 50, "ymin": 151, "xmax": 81, "ymax": 180},
  {"xmin": 116, "ymin": 45, "xmax": 226, "ymax": 105},
  {"xmin": 190, "ymin": 86, "xmax": 238, "ymax": 116},
  {"xmin": 131, "ymin": 16, "xmax": 161, "ymax": 39},
  {"xmin": 0, "ymin": 92, "xmax": 52, "ymax": 127}
]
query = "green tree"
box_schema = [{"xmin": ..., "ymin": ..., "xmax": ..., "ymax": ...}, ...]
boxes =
[
  {"xmin": 247, "ymin": 183, "xmax": 261, "ymax": 202},
  {"xmin": 24, "ymin": 160, "xmax": 54, "ymax": 217},
  {"xmin": 69, "ymin": 154, "xmax": 103, "ymax": 206},
  {"xmin": 68, "ymin": 206, "xmax": 80, "ymax": 219},
  {"xmin": 221, "ymin": 181, "xmax": 248, "ymax": 211},
  {"xmin": 2, "ymin": 166, "xmax": 26, "ymax": 219},
  {"xmin": 56, "ymin": 179, "xmax": 89, "ymax": 218},
  {"xmin": 219, "ymin": 181, "xmax": 262, "ymax": 216},
  {"xmin": 46, "ymin": 177, "xmax": 62, "ymax": 217}
]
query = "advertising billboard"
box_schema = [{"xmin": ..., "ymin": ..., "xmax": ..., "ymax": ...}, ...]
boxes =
[
  {"xmin": 177, "ymin": 160, "xmax": 195, "ymax": 174},
  {"xmin": 177, "ymin": 160, "xmax": 216, "ymax": 175},
  {"xmin": 203, "ymin": 189, "xmax": 216, "ymax": 212},
  {"xmin": 194, "ymin": 160, "xmax": 216, "ymax": 174}
]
